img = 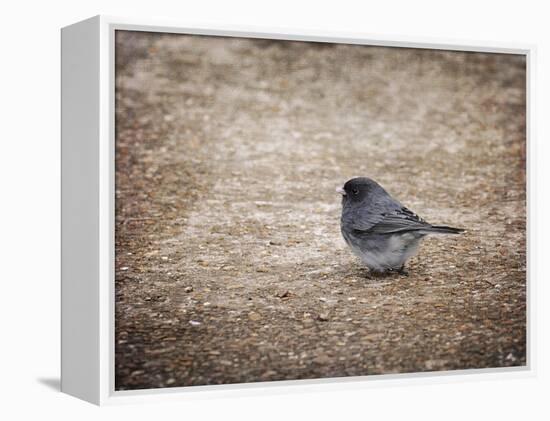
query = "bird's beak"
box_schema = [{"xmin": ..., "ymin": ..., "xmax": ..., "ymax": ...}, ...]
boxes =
[{"xmin": 335, "ymin": 186, "xmax": 346, "ymax": 196}]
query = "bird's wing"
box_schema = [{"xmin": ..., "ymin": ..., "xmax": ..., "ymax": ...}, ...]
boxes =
[
  {"xmin": 346, "ymin": 199, "xmax": 390, "ymax": 232},
  {"xmin": 355, "ymin": 206, "xmax": 432, "ymax": 235}
]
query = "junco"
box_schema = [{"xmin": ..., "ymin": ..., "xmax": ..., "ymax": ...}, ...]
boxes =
[{"xmin": 337, "ymin": 177, "xmax": 464, "ymax": 274}]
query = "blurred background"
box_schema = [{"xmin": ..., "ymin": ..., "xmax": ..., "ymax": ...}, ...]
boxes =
[{"xmin": 115, "ymin": 31, "xmax": 526, "ymax": 390}]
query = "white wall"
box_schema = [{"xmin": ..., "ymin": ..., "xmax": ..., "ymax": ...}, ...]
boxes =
[{"xmin": 0, "ymin": 0, "xmax": 548, "ymax": 419}]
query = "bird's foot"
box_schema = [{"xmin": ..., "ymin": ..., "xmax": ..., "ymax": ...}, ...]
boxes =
[
  {"xmin": 366, "ymin": 266, "xmax": 408, "ymax": 278},
  {"xmin": 396, "ymin": 265, "xmax": 409, "ymax": 277},
  {"xmin": 367, "ymin": 269, "xmax": 394, "ymax": 278}
]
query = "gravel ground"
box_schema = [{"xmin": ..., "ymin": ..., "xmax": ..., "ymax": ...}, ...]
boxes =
[{"xmin": 114, "ymin": 31, "xmax": 526, "ymax": 390}]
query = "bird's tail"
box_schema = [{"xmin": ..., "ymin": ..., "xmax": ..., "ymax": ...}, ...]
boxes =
[{"xmin": 426, "ymin": 225, "xmax": 465, "ymax": 234}]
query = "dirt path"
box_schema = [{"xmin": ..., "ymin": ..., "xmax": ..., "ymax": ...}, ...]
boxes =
[{"xmin": 114, "ymin": 32, "xmax": 526, "ymax": 390}]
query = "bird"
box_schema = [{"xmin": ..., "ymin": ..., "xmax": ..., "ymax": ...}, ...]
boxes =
[{"xmin": 337, "ymin": 177, "xmax": 464, "ymax": 275}]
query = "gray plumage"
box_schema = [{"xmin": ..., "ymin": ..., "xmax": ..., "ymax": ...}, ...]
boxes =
[{"xmin": 337, "ymin": 177, "xmax": 464, "ymax": 273}]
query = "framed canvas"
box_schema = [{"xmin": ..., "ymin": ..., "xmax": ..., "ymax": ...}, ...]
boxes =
[{"xmin": 61, "ymin": 15, "xmax": 534, "ymax": 405}]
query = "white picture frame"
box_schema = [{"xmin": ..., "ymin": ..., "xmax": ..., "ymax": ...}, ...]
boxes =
[{"xmin": 61, "ymin": 15, "xmax": 535, "ymax": 405}]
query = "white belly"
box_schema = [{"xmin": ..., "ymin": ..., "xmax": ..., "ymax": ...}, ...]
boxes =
[{"xmin": 348, "ymin": 233, "xmax": 421, "ymax": 272}]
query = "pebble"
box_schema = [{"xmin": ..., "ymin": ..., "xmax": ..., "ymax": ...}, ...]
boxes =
[
  {"xmin": 317, "ymin": 313, "xmax": 329, "ymax": 322},
  {"xmin": 184, "ymin": 286, "xmax": 193, "ymax": 293},
  {"xmin": 313, "ymin": 355, "xmax": 331, "ymax": 364},
  {"xmin": 277, "ymin": 290, "xmax": 291, "ymax": 299},
  {"xmin": 261, "ymin": 370, "xmax": 278, "ymax": 379},
  {"xmin": 248, "ymin": 312, "xmax": 262, "ymax": 321}
]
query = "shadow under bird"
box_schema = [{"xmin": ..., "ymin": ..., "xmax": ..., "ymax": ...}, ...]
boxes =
[{"xmin": 337, "ymin": 177, "xmax": 464, "ymax": 274}]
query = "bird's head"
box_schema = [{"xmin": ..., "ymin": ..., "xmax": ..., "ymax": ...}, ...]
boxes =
[{"xmin": 336, "ymin": 177, "xmax": 377, "ymax": 204}]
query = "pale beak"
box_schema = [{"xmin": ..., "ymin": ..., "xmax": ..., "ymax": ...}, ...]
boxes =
[{"xmin": 335, "ymin": 186, "xmax": 346, "ymax": 196}]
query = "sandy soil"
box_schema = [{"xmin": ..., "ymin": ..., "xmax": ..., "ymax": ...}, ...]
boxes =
[{"xmin": 114, "ymin": 32, "xmax": 526, "ymax": 390}]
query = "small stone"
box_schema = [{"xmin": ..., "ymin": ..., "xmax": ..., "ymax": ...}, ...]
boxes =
[
  {"xmin": 317, "ymin": 313, "xmax": 329, "ymax": 322},
  {"xmin": 121, "ymin": 267, "xmax": 129, "ymax": 271},
  {"xmin": 184, "ymin": 286, "xmax": 193, "ymax": 293},
  {"xmin": 189, "ymin": 320, "xmax": 201, "ymax": 326},
  {"xmin": 261, "ymin": 370, "xmax": 278, "ymax": 379},
  {"xmin": 313, "ymin": 355, "xmax": 331, "ymax": 364},
  {"xmin": 248, "ymin": 312, "xmax": 262, "ymax": 321}
]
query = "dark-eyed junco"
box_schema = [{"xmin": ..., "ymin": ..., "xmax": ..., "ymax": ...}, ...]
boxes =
[{"xmin": 337, "ymin": 177, "xmax": 464, "ymax": 274}]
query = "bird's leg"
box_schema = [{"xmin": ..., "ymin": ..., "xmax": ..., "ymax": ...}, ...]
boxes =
[
  {"xmin": 396, "ymin": 265, "xmax": 409, "ymax": 276},
  {"xmin": 367, "ymin": 268, "xmax": 396, "ymax": 278}
]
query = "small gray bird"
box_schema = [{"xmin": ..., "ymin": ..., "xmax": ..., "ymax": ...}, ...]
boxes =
[{"xmin": 337, "ymin": 177, "xmax": 464, "ymax": 274}]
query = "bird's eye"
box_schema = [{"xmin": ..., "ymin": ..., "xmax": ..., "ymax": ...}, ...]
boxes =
[{"xmin": 352, "ymin": 188, "xmax": 359, "ymax": 195}]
